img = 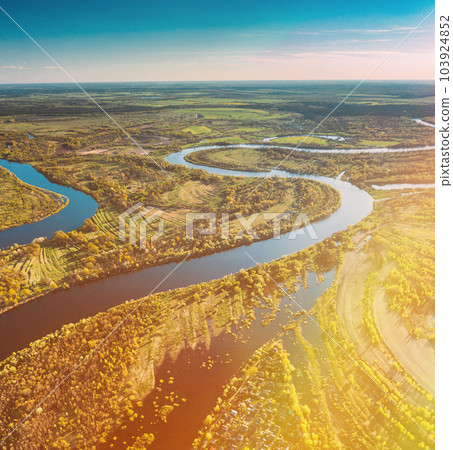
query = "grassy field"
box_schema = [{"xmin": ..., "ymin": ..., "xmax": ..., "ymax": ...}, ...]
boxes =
[
  {"xmin": 192, "ymin": 136, "xmax": 250, "ymax": 145},
  {"xmin": 182, "ymin": 107, "xmax": 291, "ymax": 121},
  {"xmin": 0, "ymin": 82, "xmax": 434, "ymax": 160},
  {"xmin": 0, "ymin": 166, "xmax": 67, "ymax": 231},
  {"xmin": 272, "ymin": 135, "xmax": 339, "ymax": 147},
  {"xmin": 182, "ymin": 125, "xmax": 213, "ymax": 135},
  {"xmin": 356, "ymin": 139, "xmax": 403, "ymax": 148},
  {"xmin": 188, "ymin": 147, "xmax": 266, "ymax": 170}
]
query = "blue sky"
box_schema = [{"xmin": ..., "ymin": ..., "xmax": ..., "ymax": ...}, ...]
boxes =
[{"xmin": 0, "ymin": 0, "xmax": 435, "ymax": 83}]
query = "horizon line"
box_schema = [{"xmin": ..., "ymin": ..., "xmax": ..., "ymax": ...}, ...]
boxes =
[{"xmin": 0, "ymin": 78, "xmax": 435, "ymax": 86}]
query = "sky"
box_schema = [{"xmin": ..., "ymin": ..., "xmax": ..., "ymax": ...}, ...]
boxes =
[{"xmin": 0, "ymin": 0, "xmax": 435, "ymax": 83}]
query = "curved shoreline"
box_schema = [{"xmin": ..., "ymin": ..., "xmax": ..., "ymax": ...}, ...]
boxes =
[
  {"xmin": 0, "ymin": 159, "xmax": 98, "ymax": 249},
  {"xmin": 0, "ymin": 148, "xmax": 374, "ymax": 360},
  {"xmin": 177, "ymin": 142, "xmax": 434, "ymax": 156},
  {"xmin": 1, "ymin": 119, "xmax": 434, "ymax": 356},
  {"xmin": 203, "ymin": 117, "xmax": 434, "ymax": 152},
  {"xmin": 0, "ymin": 177, "xmax": 341, "ymax": 317},
  {"xmin": 0, "ymin": 167, "xmax": 69, "ymax": 232}
]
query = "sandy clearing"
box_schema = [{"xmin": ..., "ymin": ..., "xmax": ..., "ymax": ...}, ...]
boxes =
[
  {"xmin": 335, "ymin": 249, "xmax": 418, "ymax": 394},
  {"xmin": 374, "ymin": 286, "xmax": 435, "ymax": 395},
  {"xmin": 335, "ymin": 244, "xmax": 434, "ymax": 402},
  {"xmin": 335, "ymin": 250, "xmax": 383, "ymax": 363},
  {"xmin": 78, "ymin": 148, "xmax": 111, "ymax": 155}
]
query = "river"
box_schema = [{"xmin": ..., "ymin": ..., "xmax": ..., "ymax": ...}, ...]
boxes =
[
  {"xmin": 3, "ymin": 130, "xmax": 442, "ymax": 360},
  {"xmin": 2, "ymin": 128, "xmax": 442, "ymax": 363},
  {"xmin": 0, "ymin": 130, "xmax": 433, "ymax": 250},
  {"xmin": 171, "ymin": 142, "xmax": 433, "ymax": 156},
  {"xmin": 0, "ymin": 152, "xmax": 373, "ymax": 447},
  {"xmin": 0, "ymin": 159, "xmax": 98, "ymax": 249},
  {"xmin": 412, "ymin": 118, "xmax": 435, "ymax": 128},
  {"xmin": 2, "ymin": 140, "xmax": 435, "ymax": 448},
  {"xmin": 0, "ymin": 156, "xmax": 374, "ymax": 361},
  {"xmin": 105, "ymin": 270, "xmax": 335, "ymax": 449}
]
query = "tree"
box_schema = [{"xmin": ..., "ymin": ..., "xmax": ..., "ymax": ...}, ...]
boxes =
[
  {"xmin": 25, "ymin": 243, "xmax": 40, "ymax": 259},
  {"xmin": 53, "ymin": 230, "xmax": 70, "ymax": 245},
  {"xmin": 203, "ymin": 414, "xmax": 213, "ymax": 426},
  {"xmin": 314, "ymin": 247, "xmax": 337, "ymax": 271},
  {"xmin": 82, "ymin": 218, "xmax": 98, "ymax": 233},
  {"xmin": 87, "ymin": 242, "xmax": 99, "ymax": 254}
]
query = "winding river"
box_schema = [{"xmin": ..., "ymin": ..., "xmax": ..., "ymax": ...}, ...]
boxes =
[
  {"xmin": 1, "ymin": 123, "xmax": 440, "ymax": 360},
  {"xmin": 0, "ymin": 136, "xmax": 434, "ymax": 447},
  {"xmin": 0, "ymin": 148, "xmax": 374, "ymax": 361},
  {"xmin": 173, "ymin": 142, "xmax": 434, "ymax": 156}
]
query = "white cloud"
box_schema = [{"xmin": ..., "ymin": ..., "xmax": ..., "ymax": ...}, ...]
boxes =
[
  {"xmin": 1, "ymin": 65, "xmax": 25, "ymax": 70},
  {"xmin": 292, "ymin": 31, "xmax": 321, "ymax": 36},
  {"xmin": 322, "ymin": 27, "xmax": 426, "ymax": 34},
  {"xmin": 243, "ymin": 48, "xmax": 430, "ymax": 65}
]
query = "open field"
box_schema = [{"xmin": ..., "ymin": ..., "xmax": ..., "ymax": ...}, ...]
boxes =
[
  {"xmin": 0, "ymin": 82, "xmax": 434, "ymax": 157},
  {"xmin": 271, "ymin": 135, "xmax": 342, "ymax": 147},
  {"xmin": 374, "ymin": 288, "xmax": 434, "ymax": 394},
  {"xmin": 182, "ymin": 125, "xmax": 213, "ymax": 135}
]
